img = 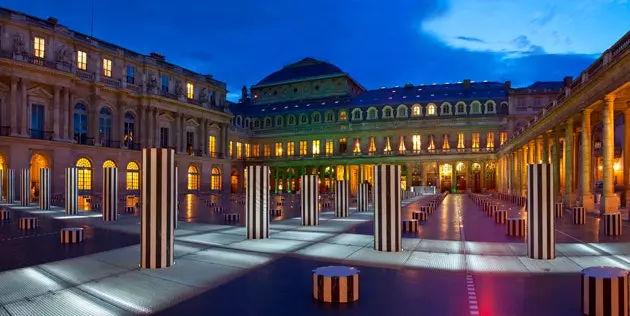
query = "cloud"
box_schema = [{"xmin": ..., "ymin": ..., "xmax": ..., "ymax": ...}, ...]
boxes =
[
  {"xmin": 530, "ymin": 7, "xmax": 557, "ymax": 27},
  {"xmin": 456, "ymin": 36, "xmax": 486, "ymax": 43}
]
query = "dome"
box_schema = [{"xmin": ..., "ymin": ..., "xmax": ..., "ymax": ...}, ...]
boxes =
[{"xmin": 255, "ymin": 58, "xmax": 344, "ymax": 86}]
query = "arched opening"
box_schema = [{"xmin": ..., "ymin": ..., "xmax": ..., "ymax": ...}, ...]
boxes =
[
  {"xmin": 411, "ymin": 164, "xmax": 422, "ymax": 186},
  {"xmin": 230, "ymin": 168, "xmax": 239, "ymax": 193},
  {"xmin": 472, "ymin": 163, "xmax": 482, "ymax": 193},
  {"xmin": 486, "ymin": 162, "xmax": 496, "ymax": 190},
  {"xmin": 211, "ymin": 167, "xmax": 221, "ymax": 191},
  {"xmin": 425, "ymin": 164, "xmax": 437, "ymax": 187},
  {"xmin": 126, "ymin": 161, "xmax": 140, "ymax": 190},
  {"xmin": 440, "ymin": 163, "xmax": 452, "ymax": 193},
  {"xmin": 30, "ymin": 153, "xmax": 50, "ymax": 199},
  {"xmin": 76, "ymin": 158, "xmax": 92, "ymax": 191},
  {"xmin": 99, "ymin": 107, "xmax": 113, "ymax": 146},
  {"xmin": 187, "ymin": 165, "xmax": 199, "ymax": 190},
  {"xmin": 103, "ymin": 159, "xmax": 117, "ymax": 168},
  {"xmin": 455, "ymin": 162, "xmax": 467, "ymax": 192},
  {"xmin": 74, "ymin": 103, "xmax": 89, "ymax": 144},
  {"xmin": 0, "ymin": 154, "xmax": 5, "ymax": 199}
]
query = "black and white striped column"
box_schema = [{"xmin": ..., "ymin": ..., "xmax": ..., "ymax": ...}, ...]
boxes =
[
  {"xmin": 174, "ymin": 166, "xmax": 178, "ymax": 229},
  {"xmin": 140, "ymin": 148, "xmax": 176, "ymax": 269},
  {"xmin": 0, "ymin": 169, "xmax": 3, "ymax": 202},
  {"xmin": 19, "ymin": 168, "xmax": 30, "ymax": 206},
  {"xmin": 374, "ymin": 164, "xmax": 401, "ymax": 252},
  {"xmin": 573, "ymin": 207, "xmax": 586, "ymax": 224},
  {"xmin": 6, "ymin": 169, "xmax": 15, "ymax": 204},
  {"xmin": 555, "ymin": 202, "xmax": 563, "ymax": 218},
  {"xmin": 65, "ymin": 168, "xmax": 78, "ymax": 215},
  {"xmin": 581, "ymin": 266, "xmax": 628, "ymax": 316},
  {"xmin": 604, "ymin": 213, "xmax": 622, "ymax": 236},
  {"xmin": 527, "ymin": 164, "xmax": 555, "ymax": 260},
  {"xmin": 357, "ymin": 183, "xmax": 369, "ymax": 212},
  {"xmin": 301, "ymin": 175, "xmax": 319, "ymax": 226},
  {"xmin": 102, "ymin": 167, "xmax": 118, "ymax": 221},
  {"xmin": 335, "ymin": 180, "xmax": 349, "ymax": 218},
  {"xmin": 39, "ymin": 168, "xmax": 50, "ymax": 210},
  {"xmin": 246, "ymin": 165, "xmax": 269, "ymax": 239}
]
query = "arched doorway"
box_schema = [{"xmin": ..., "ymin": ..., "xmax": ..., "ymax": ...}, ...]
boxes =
[
  {"xmin": 486, "ymin": 162, "xmax": 496, "ymax": 190},
  {"xmin": 322, "ymin": 167, "xmax": 333, "ymax": 192},
  {"xmin": 472, "ymin": 163, "xmax": 482, "ymax": 193},
  {"xmin": 126, "ymin": 161, "xmax": 139, "ymax": 190},
  {"xmin": 440, "ymin": 163, "xmax": 452, "ymax": 193},
  {"xmin": 287, "ymin": 168, "xmax": 297, "ymax": 193},
  {"xmin": 455, "ymin": 162, "xmax": 467, "ymax": 192},
  {"xmin": 187, "ymin": 165, "xmax": 199, "ymax": 190},
  {"xmin": 411, "ymin": 165, "xmax": 422, "ymax": 186},
  {"xmin": 0, "ymin": 154, "xmax": 5, "ymax": 199},
  {"xmin": 103, "ymin": 159, "xmax": 117, "ymax": 168},
  {"xmin": 425, "ymin": 164, "xmax": 437, "ymax": 187},
  {"xmin": 76, "ymin": 158, "xmax": 92, "ymax": 192},
  {"xmin": 30, "ymin": 153, "xmax": 50, "ymax": 199},
  {"xmin": 210, "ymin": 167, "xmax": 221, "ymax": 191},
  {"xmin": 231, "ymin": 168, "xmax": 239, "ymax": 193}
]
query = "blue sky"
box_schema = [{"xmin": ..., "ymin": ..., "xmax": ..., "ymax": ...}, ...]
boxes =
[{"xmin": 4, "ymin": 0, "xmax": 629, "ymax": 101}]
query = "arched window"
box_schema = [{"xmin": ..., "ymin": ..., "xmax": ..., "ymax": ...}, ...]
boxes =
[
  {"xmin": 211, "ymin": 167, "xmax": 222, "ymax": 190},
  {"xmin": 339, "ymin": 111, "xmax": 347, "ymax": 121},
  {"xmin": 299, "ymin": 114, "xmax": 309, "ymax": 124},
  {"xmin": 126, "ymin": 161, "xmax": 140, "ymax": 190},
  {"xmin": 367, "ymin": 107, "xmax": 378, "ymax": 120},
  {"xmin": 441, "ymin": 103, "xmax": 451, "ymax": 115},
  {"xmin": 264, "ymin": 118, "xmax": 272, "ymax": 128},
  {"xmin": 287, "ymin": 115, "xmax": 296, "ymax": 125},
  {"xmin": 470, "ymin": 101, "xmax": 481, "ymax": 114},
  {"xmin": 351, "ymin": 109, "xmax": 362, "ymax": 120},
  {"xmin": 312, "ymin": 112, "xmax": 321, "ymax": 123},
  {"xmin": 325, "ymin": 111, "xmax": 334, "ymax": 122},
  {"xmin": 124, "ymin": 111, "xmax": 135, "ymax": 147},
  {"xmin": 187, "ymin": 165, "xmax": 200, "ymax": 190},
  {"xmin": 244, "ymin": 118, "xmax": 250, "ymax": 129},
  {"xmin": 103, "ymin": 160, "xmax": 117, "ymax": 168},
  {"xmin": 99, "ymin": 107, "xmax": 113, "ymax": 146},
  {"xmin": 426, "ymin": 104, "xmax": 437, "ymax": 116},
  {"xmin": 396, "ymin": 105, "xmax": 408, "ymax": 118},
  {"xmin": 275, "ymin": 116, "xmax": 283, "ymax": 126},
  {"xmin": 382, "ymin": 106, "xmax": 393, "ymax": 118},
  {"xmin": 76, "ymin": 158, "xmax": 92, "ymax": 190},
  {"xmin": 411, "ymin": 104, "xmax": 421, "ymax": 116},
  {"xmin": 253, "ymin": 119, "xmax": 260, "ymax": 128},
  {"xmin": 74, "ymin": 103, "xmax": 88, "ymax": 144}
]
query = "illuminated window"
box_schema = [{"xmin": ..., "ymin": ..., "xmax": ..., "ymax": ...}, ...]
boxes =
[
  {"xmin": 126, "ymin": 162, "xmax": 139, "ymax": 190},
  {"xmin": 245, "ymin": 143, "xmax": 251, "ymax": 158},
  {"xmin": 472, "ymin": 133, "xmax": 480, "ymax": 151},
  {"xmin": 339, "ymin": 111, "xmax": 347, "ymax": 121},
  {"xmin": 368, "ymin": 137, "xmax": 376, "ymax": 153},
  {"xmin": 299, "ymin": 141, "xmax": 308, "ymax": 156},
  {"xmin": 187, "ymin": 165, "xmax": 200, "ymax": 190},
  {"xmin": 312, "ymin": 140, "xmax": 321, "ymax": 155},
  {"xmin": 211, "ymin": 167, "xmax": 222, "ymax": 190},
  {"xmin": 487, "ymin": 132, "xmax": 495, "ymax": 149},
  {"xmin": 287, "ymin": 142, "xmax": 295, "ymax": 157},
  {"xmin": 33, "ymin": 36, "xmax": 45, "ymax": 58},
  {"xmin": 229, "ymin": 141, "xmax": 233, "ymax": 157},
  {"xmin": 208, "ymin": 136, "xmax": 216, "ymax": 157},
  {"xmin": 353, "ymin": 138, "xmax": 361, "ymax": 154},
  {"xmin": 252, "ymin": 144, "xmax": 260, "ymax": 157},
  {"xmin": 325, "ymin": 140, "xmax": 333, "ymax": 156},
  {"xmin": 275, "ymin": 142, "xmax": 284, "ymax": 157},
  {"xmin": 186, "ymin": 83, "xmax": 194, "ymax": 99},
  {"xmin": 236, "ymin": 142, "xmax": 242, "ymax": 159},
  {"xmin": 102, "ymin": 58, "xmax": 112, "ymax": 77},
  {"xmin": 442, "ymin": 134, "xmax": 450, "ymax": 151},
  {"xmin": 457, "ymin": 133, "xmax": 465, "ymax": 150},
  {"xmin": 103, "ymin": 160, "xmax": 117, "ymax": 168},
  {"xmin": 263, "ymin": 144, "xmax": 271, "ymax": 157},
  {"xmin": 412, "ymin": 135, "xmax": 422, "ymax": 152},
  {"xmin": 427, "ymin": 104, "xmax": 437, "ymax": 116},
  {"xmin": 500, "ymin": 131, "xmax": 508, "ymax": 145},
  {"xmin": 412, "ymin": 105, "xmax": 421, "ymax": 116},
  {"xmin": 428, "ymin": 135, "xmax": 435, "ymax": 151},
  {"xmin": 76, "ymin": 158, "xmax": 92, "ymax": 190},
  {"xmin": 339, "ymin": 138, "xmax": 347, "ymax": 153},
  {"xmin": 384, "ymin": 137, "xmax": 392, "ymax": 153},
  {"xmin": 398, "ymin": 136, "xmax": 406, "ymax": 153},
  {"xmin": 77, "ymin": 51, "xmax": 87, "ymax": 70}
]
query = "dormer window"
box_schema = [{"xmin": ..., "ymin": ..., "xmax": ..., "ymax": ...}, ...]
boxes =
[
  {"xmin": 339, "ymin": 111, "xmax": 347, "ymax": 121},
  {"xmin": 384, "ymin": 108, "xmax": 392, "ymax": 118}
]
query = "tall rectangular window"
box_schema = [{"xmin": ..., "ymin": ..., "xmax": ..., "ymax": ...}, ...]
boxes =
[
  {"xmin": 186, "ymin": 131, "xmax": 194, "ymax": 150},
  {"xmin": 384, "ymin": 137, "xmax": 392, "ymax": 153},
  {"xmin": 472, "ymin": 133, "xmax": 480, "ymax": 151},
  {"xmin": 354, "ymin": 138, "xmax": 361, "ymax": 154},
  {"xmin": 186, "ymin": 83, "xmax": 194, "ymax": 99},
  {"xmin": 275, "ymin": 142, "xmax": 283, "ymax": 157},
  {"xmin": 229, "ymin": 141, "xmax": 233, "ymax": 157},
  {"xmin": 299, "ymin": 141, "xmax": 308, "ymax": 156},
  {"xmin": 486, "ymin": 132, "xmax": 495, "ymax": 150},
  {"xmin": 102, "ymin": 58, "xmax": 112, "ymax": 77},
  {"xmin": 160, "ymin": 127, "xmax": 169, "ymax": 147},
  {"xmin": 312, "ymin": 140, "xmax": 321, "ymax": 155},
  {"xmin": 161, "ymin": 75, "xmax": 169, "ymax": 92},
  {"xmin": 325, "ymin": 140, "xmax": 334, "ymax": 156},
  {"xmin": 236, "ymin": 142, "xmax": 242, "ymax": 159},
  {"xmin": 457, "ymin": 133, "xmax": 465, "ymax": 150},
  {"xmin": 208, "ymin": 135, "xmax": 216, "ymax": 157},
  {"xmin": 428, "ymin": 135, "xmax": 435, "ymax": 151},
  {"xmin": 368, "ymin": 137, "xmax": 376, "ymax": 153},
  {"xmin": 245, "ymin": 143, "xmax": 251, "ymax": 158},
  {"xmin": 253, "ymin": 144, "xmax": 260, "ymax": 157},
  {"xmin": 33, "ymin": 36, "xmax": 45, "ymax": 58},
  {"xmin": 500, "ymin": 131, "xmax": 508, "ymax": 145},
  {"xmin": 287, "ymin": 141, "xmax": 295, "ymax": 157},
  {"xmin": 442, "ymin": 134, "xmax": 450, "ymax": 151},
  {"xmin": 398, "ymin": 136, "xmax": 406, "ymax": 153},
  {"xmin": 30, "ymin": 104, "xmax": 45, "ymax": 139},
  {"xmin": 263, "ymin": 144, "xmax": 271, "ymax": 157},
  {"xmin": 412, "ymin": 134, "xmax": 421, "ymax": 152},
  {"xmin": 77, "ymin": 51, "xmax": 87, "ymax": 70},
  {"xmin": 126, "ymin": 65, "xmax": 135, "ymax": 84},
  {"xmin": 339, "ymin": 138, "xmax": 347, "ymax": 153}
]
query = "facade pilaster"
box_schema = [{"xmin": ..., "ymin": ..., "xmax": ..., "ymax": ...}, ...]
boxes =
[
  {"xmin": 581, "ymin": 109, "xmax": 594, "ymax": 210},
  {"xmin": 564, "ymin": 118, "xmax": 575, "ymax": 206}
]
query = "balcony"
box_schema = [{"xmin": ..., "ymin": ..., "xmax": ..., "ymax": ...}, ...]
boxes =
[
  {"xmin": 244, "ymin": 147, "xmax": 497, "ymax": 161},
  {"xmin": 29, "ymin": 129, "xmax": 54, "ymax": 140}
]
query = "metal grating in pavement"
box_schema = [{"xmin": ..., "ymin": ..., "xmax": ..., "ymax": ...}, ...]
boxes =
[
  {"xmin": 39, "ymin": 256, "xmax": 127, "ymax": 285},
  {"xmin": 467, "ymin": 255, "xmax": 529, "ymax": 273},
  {"xmin": 344, "ymin": 248, "xmax": 413, "ymax": 266},
  {"xmin": 556, "ymin": 243, "xmax": 603, "ymax": 257},
  {"xmin": 415, "ymin": 239, "xmax": 463, "ymax": 254},
  {"xmin": 0, "ymin": 307, "xmax": 10, "ymax": 316},
  {"xmin": 406, "ymin": 252, "xmax": 465, "ymax": 271},
  {"xmin": 271, "ymin": 230, "xmax": 332, "ymax": 242},
  {"xmin": 588, "ymin": 242, "xmax": 630, "ymax": 255},
  {"xmin": 3, "ymin": 288, "xmax": 129, "ymax": 316},
  {"xmin": 184, "ymin": 248, "xmax": 272, "ymax": 269},
  {"xmin": 296, "ymin": 242, "xmax": 362, "ymax": 260},
  {"xmin": 227, "ymin": 238, "xmax": 309, "ymax": 254},
  {"xmin": 326, "ymin": 233, "xmax": 373, "ymax": 247},
  {"xmin": 517, "ymin": 256, "xmax": 582, "ymax": 273},
  {"xmin": 175, "ymin": 232, "xmax": 246, "ymax": 246},
  {"xmin": 138, "ymin": 257, "xmax": 242, "ymax": 288},
  {"xmin": 0, "ymin": 267, "xmax": 67, "ymax": 305},
  {"xmin": 465, "ymin": 242, "xmax": 515, "ymax": 256},
  {"xmin": 87, "ymin": 245, "xmax": 141, "ymax": 270}
]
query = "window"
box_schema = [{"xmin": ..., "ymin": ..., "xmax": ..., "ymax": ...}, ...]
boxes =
[
  {"xmin": 74, "ymin": 103, "xmax": 88, "ymax": 144},
  {"xmin": 312, "ymin": 113, "xmax": 321, "ymax": 123},
  {"xmin": 500, "ymin": 132, "xmax": 508, "ymax": 145},
  {"xmin": 487, "ymin": 103, "xmax": 494, "ymax": 112},
  {"xmin": 276, "ymin": 116, "xmax": 283, "ymax": 126},
  {"xmin": 208, "ymin": 135, "xmax": 216, "ymax": 157},
  {"xmin": 30, "ymin": 104, "xmax": 45, "ymax": 139},
  {"xmin": 265, "ymin": 118, "xmax": 272, "ymax": 128},
  {"xmin": 77, "ymin": 51, "xmax": 87, "ymax": 70},
  {"xmin": 368, "ymin": 137, "xmax": 376, "ymax": 153},
  {"xmin": 457, "ymin": 133, "xmax": 465, "ymax": 150},
  {"xmin": 287, "ymin": 142, "xmax": 295, "ymax": 157},
  {"xmin": 428, "ymin": 135, "xmax": 435, "ymax": 151},
  {"xmin": 325, "ymin": 111, "xmax": 334, "ymax": 122},
  {"xmin": 472, "ymin": 133, "xmax": 480, "ymax": 151},
  {"xmin": 300, "ymin": 114, "xmax": 308, "ymax": 124},
  {"xmin": 442, "ymin": 134, "xmax": 450, "ymax": 151},
  {"xmin": 412, "ymin": 135, "xmax": 421, "ymax": 152},
  {"xmin": 412, "ymin": 105, "xmax": 421, "ymax": 116},
  {"xmin": 186, "ymin": 131, "xmax": 194, "ymax": 151},
  {"xmin": 427, "ymin": 104, "xmax": 437, "ymax": 116},
  {"xmin": 253, "ymin": 144, "xmax": 260, "ymax": 157},
  {"xmin": 76, "ymin": 158, "xmax": 92, "ymax": 191},
  {"xmin": 299, "ymin": 141, "xmax": 308, "ymax": 156},
  {"xmin": 442, "ymin": 104, "xmax": 451, "ymax": 114},
  {"xmin": 160, "ymin": 127, "xmax": 169, "ymax": 147},
  {"xmin": 126, "ymin": 162, "xmax": 139, "ymax": 190},
  {"xmin": 99, "ymin": 107, "xmax": 113, "ymax": 146},
  {"xmin": 236, "ymin": 142, "xmax": 242, "ymax": 159},
  {"xmin": 245, "ymin": 143, "xmax": 251, "ymax": 158},
  {"xmin": 126, "ymin": 66, "xmax": 135, "ymax": 84},
  {"xmin": 288, "ymin": 115, "xmax": 296, "ymax": 125},
  {"xmin": 33, "ymin": 36, "xmax": 45, "ymax": 58},
  {"xmin": 187, "ymin": 166, "xmax": 200, "ymax": 190},
  {"xmin": 211, "ymin": 167, "xmax": 222, "ymax": 190},
  {"xmin": 486, "ymin": 132, "xmax": 495, "ymax": 150},
  {"xmin": 397, "ymin": 107, "xmax": 407, "ymax": 117},
  {"xmin": 186, "ymin": 83, "xmax": 194, "ymax": 99},
  {"xmin": 352, "ymin": 110, "xmax": 361, "ymax": 120},
  {"xmin": 384, "ymin": 137, "xmax": 392, "ymax": 153},
  {"xmin": 312, "ymin": 140, "xmax": 320, "ymax": 155},
  {"xmin": 353, "ymin": 138, "xmax": 361, "ymax": 154},
  {"xmin": 339, "ymin": 138, "xmax": 347, "ymax": 153},
  {"xmin": 102, "ymin": 58, "xmax": 112, "ymax": 77},
  {"xmin": 123, "ymin": 112, "xmax": 135, "ymax": 147},
  {"xmin": 263, "ymin": 144, "xmax": 271, "ymax": 157},
  {"xmin": 384, "ymin": 108, "xmax": 392, "ymax": 118},
  {"xmin": 398, "ymin": 136, "xmax": 406, "ymax": 153},
  {"xmin": 339, "ymin": 111, "xmax": 347, "ymax": 121},
  {"xmin": 457, "ymin": 103, "xmax": 465, "ymax": 113},
  {"xmin": 367, "ymin": 108, "xmax": 377, "ymax": 119},
  {"xmin": 161, "ymin": 75, "xmax": 169, "ymax": 92},
  {"xmin": 325, "ymin": 140, "xmax": 333, "ymax": 156},
  {"xmin": 229, "ymin": 141, "xmax": 233, "ymax": 157},
  {"xmin": 275, "ymin": 142, "xmax": 283, "ymax": 157}
]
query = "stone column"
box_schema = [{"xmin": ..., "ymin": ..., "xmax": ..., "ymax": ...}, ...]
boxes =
[
  {"xmin": 581, "ymin": 109, "xmax": 595, "ymax": 210},
  {"xmin": 527, "ymin": 164, "xmax": 555, "ymax": 260},
  {"xmin": 39, "ymin": 168, "xmax": 51, "ymax": 210},
  {"xmin": 552, "ymin": 128, "xmax": 562, "ymax": 200},
  {"xmin": 300, "ymin": 174, "xmax": 319, "ymax": 226},
  {"xmin": 624, "ymin": 106, "xmax": 630, "ymax": 209},
  {"xmin": 536, "ymin": 137, "xmax": 543, "ymax": 163},
  {"xmin": 66, "ymin": 89, "xmax": 73, "ymax": 141},
  {"xmin": 53, "ymin": 86, "xmax": 61, "ymax": 140},
  {"xmin": 335, "ymin": 180, "xmax": 349, "ymax": 217},
  {"xmin": 246, "ymin": 165, "xmax": 270, "ymax": 239},
  {"xmin": 542, "ymin": 131, "xmax": 550, "ymax": 164},
  {"xmin": 564, "ymin": 118, "xmax": 575, "ymax": 206},
  {"xmin": 374, "ymin": 164, "xmax": 401, "ymax": 252},
  {"xmin": 20, "ymin": 78, "xmax": 27, "ymax": 136},
  {"xmin": 146, "ymin": 108, "xmax": 154, "ymax": 147},
  {"xmin": 601, "ymin": 95, "xmax": 619, "ymax": 213},
  {"xmin": 522, "ymin": 146, "xmax": 528, "ymax": 197},
  {"xmin": 102, "ymin": 167, "xmax": 118, "ymax": 222},
  {"xmin": 9, "ymin": 77, "xmax": 18, "ymax": 136},
  {"xmin": 529, "ymin": 140, "xmax": 536, "ymax": 163},
  {"xmin": 92, "ymin": 97, "xmax": 100, "ymax": 145}
]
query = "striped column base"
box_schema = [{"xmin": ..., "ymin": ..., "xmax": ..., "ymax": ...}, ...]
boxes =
[
  {"xmin": 555, "ymin": 202, "xmax": 563, "ymax": 218},
  {"xmin": 60, "ymin": 227, "xmax": 85, "ymax": 244},
  {"xmin": 495, "ymin": 210, "xmax": 508, "ymax": 224},
  {"xmin": 276, "ymin": 202, "xmax": 284, "ymax": 206},
  {"xmin": 213, "ymin": 207, "xmax": 225, "ymax": 213},
  {"xmin": 487, "ymin": 205, "xmax": 497, "ymax": 217},
  {"xmin": 0, "ymin": 209, "xmax": 9, "ymax": 221},
  {"xmin": 573, "ymin": 207, "xmax": 586, "ymax": 225},
  {"xmin": 91, "ymin": 203, "xmax": 101, "ymax": 210},
  {"xmin": 269, "ymin": 209, "xmax": 282, "ymax": 216},
  {"xmin": 313, "ymin": 266, "xmax": 359, "ymax": 303},
  {"xmin": 224, "ymin": 213, "xmax": 240, "ymax": 222},
  {"xmin": 124, "ymin": 206, "xmax": 135, "ymax": 213},
  {"xmin": 411, "ymin": 211, "xmax": 427, "ymax": 222},
  {"xmin": 402, "ymin": 219, "xmax": 419, "ymax": 232},
  {"xmin": 604, "ymin": 213, "xmax": 622, "ymax": 236},
  {"xmin": 19, "ymin": 217, "xmax": 38, "ymax": 230},
  {"xmin": 507, "ymin": 218, "xmax": 526, "ymax": 237},
  {"xmin": 581, "ymin": 266, "xmax": 628, "ymax": 316}
]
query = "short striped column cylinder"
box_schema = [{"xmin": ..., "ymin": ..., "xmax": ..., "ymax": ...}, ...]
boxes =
[
  {"xmin": 581, "ymin": 266, "xmax": 628, "ymax": 316},
  {"xmin": 124, "ymin": 206, "xmax": 135, "ymax": 213},
  {"xmin": 334, "ymin": 180, "xmax": 349, "ymax": 218},
  {"xmin": 555, "ymin": 202, "xmax": 563, "ymax": 218},
  {"xmin": 411, "ymin": 211, "xmax": 427, "ymax": 222},
  {"xmin": 224, "ymin": 213, "xmax": 240, "ymax": 222},
  {"xmin": 313, "ymin": 266, "xmax": 359, "ymax": 303},
  {"xmin": 0, "ymin": 209, "xmax": 9, "ymax": 221},
  {"xmin": 102, "ymin": 167, "xmax": 118, "ymax": 222},
  {"xmin": 356, "ymin": 183, "xmax": 369, "ymax": 212},
  {"xmin": 301, "ymin": 175, "xmax": 319, "ymax": 226},
  {"xmin": 495, "ymin": 210, "xmax": 508, "ymax": 224},
  {"xmin": 487, "ymin": 204, "xmax": 497, "ymax": 217},
  {"xmin": 60, "ymin": 227, "xmax": 85, "ymax": 244},
  {"xmin": 507, "ymin": 218, "xmax": 526, "ymax": 237},
  {"xmin": 140, "ymin": 148, "xmax": 176, "ymax": 269},
  {"xmin": 401, "ymin": 219, "xmax": 418, "ymax": 232},
  {"xmin": 18, "ymin": 217, "xmax": 38, "ymax": 230},
  {"xmin": 246, "ymin": 165, "xmax": 269, "ymax": 239},
  {"xmin": 374, "ymin": 164, "xmax": 401, "ymax": 252},
  {"xmin": 19, "ymin": 168, "xmax": 30, "ymax": 207},
  {"xmin": 604, "ymin": 213, "xmax": 622, "ymax": 236},
  {"xmin": 39, "ymin": 168, "xmax": 51, "ymax": 210},
  {"xmin": 419, "ymin": 205, "xmax": 430, "ymax": 214},
  {"xmin": 527, "ymin": 164, "xmax": 555, "ymax": 260},
  {"xmin": 269, "ymin": 209, "xmax": 282, "ymax": 217},
  {"xmin": 213, "ymin": 207, "xmax": 224, "ymax": 213},
  {"xmin": 65, "ymin": 168, "xmax": 78, "ymax": 215},
  {"xmin": 573, "ymin": 207, "xmax": 586, "ymax": 225}
]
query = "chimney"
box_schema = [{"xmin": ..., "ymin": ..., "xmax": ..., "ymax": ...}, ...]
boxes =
[
  {"xmin": 505, "ymin": 80, "xmax": 511, "ymax": 90},
  {"xmin": 563, "ymin": 76, "xmax": 573, "ymax": 87},
  {"xmin": 47, "ymin": 17, "xmax": 58, "ymax": 25},
  {"xmin": 150, "ymin": 52, "xmax": 165, "ymax": 61},
  {"xmin": 463, "ymin": 79, "xmax": 471, "ymax": 89},
  {"xmin": 241, "ymin": 85, "xmax": 248, "ymax": 102}
]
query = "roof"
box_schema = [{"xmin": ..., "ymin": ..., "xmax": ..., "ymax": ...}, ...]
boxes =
[{"xmin": 254, "ymin": 58, "xmax": 345, "ymax": 87}]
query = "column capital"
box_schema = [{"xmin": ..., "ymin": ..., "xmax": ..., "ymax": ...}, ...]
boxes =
[
  {"xmin": 582, "ymin": 108, "xmax": 593, "ymax": 115},
  {"xmin": 624, "ymin": 104, "xmax": 630, "ymax": 115},
  {"xmin": 10, "ymin": 76, "xmax": 19, "ymax": 86},
  {"xmin": 53, "ymin": 85, "xmax": 61, "ymax": 94},
  {"xmin": 604, "ymin": 94, "xmax": 616, "ymax": 104}
]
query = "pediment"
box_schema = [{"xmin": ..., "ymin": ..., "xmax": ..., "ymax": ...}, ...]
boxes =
[
  {"xmin": 208, "ymin": 123, "xmax": 221, "ymax": 131},
  {"xmin": 185, "ymin": 118, "xmax": 200, "ymax": 127},
  {"xmin": 0, "ymin": 81, "xmax": 9, "ymax": 92},
  {"xmin": 27, "ymin": 86, "xmax": 53, "ymax": 98},
  {"xmin": 159, "ymin": 112, "xmax": 174, "ymax": 122}
]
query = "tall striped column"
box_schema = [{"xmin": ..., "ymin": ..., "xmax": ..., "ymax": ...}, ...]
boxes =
[
  {"xmin": 246, "ymin": 165, "xmax": 269, "ymax": 239},
  {"xmin": 374, "ymin": 164, "xmax": 401, "ymax": 252},
  {"xmin": 527, "ymin": 164, "xmax": 555, "ymax": 260},
  {"xmin": 6, "ymin": 169, "xmax": 15, "ymax": 204},
  {"xmin": 65, "ymin": 168, "xmax": 78, "ymax": 215},
  {"xmin": 357, "ymin": 183, "xmax": 369, "ymax": 212},
  {"xmin": 19, "ymin": 168, "xmax": 30, "ymax": 206},
  {"xmin": 301, "ymin": 175, "xmax": 319, "ymax": 226},
  {"xmin": 335, "ymin": 180, "xmax": 349, "ymax": 217},
  {"xmin": 39, "ymin": 168, "xmax": 51, "ymax": 210},
  {"xmin": 0, "ymin": 169, "xmax": 3, "ymax": 202},
  {"xmin": 174, "ymin": 166, "xmax": 178, "ymax": 229},
  {"xmin": 102, "ymin": 167, "xmax": 118, "ymax": 221},
  {"xmin": 140, "ymin": 148, "xmax": 175, "ymax": 269}
]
